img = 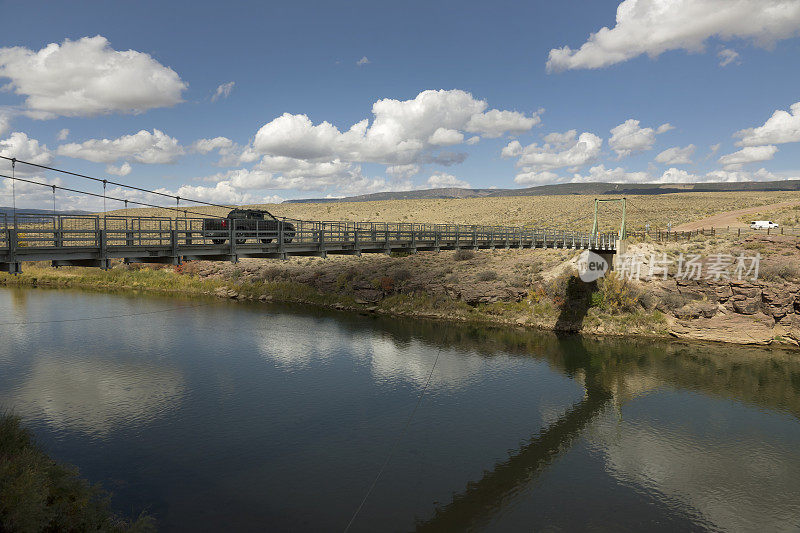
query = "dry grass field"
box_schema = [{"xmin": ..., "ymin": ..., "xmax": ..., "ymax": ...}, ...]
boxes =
[
  {"xmin": 737, "ymin": 203, "xmax": 800, "ymax": 227},
  {"xmin": 105, "ymin": 190, "xmax": 800, "ymax": 232}
]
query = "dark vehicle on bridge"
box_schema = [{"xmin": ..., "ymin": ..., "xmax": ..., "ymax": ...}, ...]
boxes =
[{"xmin": 202, "ymin": 209, "xmax": 296, "ymax": 245}]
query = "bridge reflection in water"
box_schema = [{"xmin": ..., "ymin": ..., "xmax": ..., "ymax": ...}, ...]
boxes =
[
  {"xmin": 402, "ymin": 326, "xmax": 800, "ymax": 532},
  {"xmin": 2, "ymin": 289, "xmax": 799, "ymax": 531}
]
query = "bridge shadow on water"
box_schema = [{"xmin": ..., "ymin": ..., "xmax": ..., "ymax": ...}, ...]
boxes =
[
  {"xmin": 554, "ymin": 276, "xmax": 597, "ymax": 333},
  {"xmin": 413, "ymin": 336, "xmax": 612, "ymax": 532},
  {"xmin": 386, "ymin": 306, "xmax": 800, "ymax": 531}
]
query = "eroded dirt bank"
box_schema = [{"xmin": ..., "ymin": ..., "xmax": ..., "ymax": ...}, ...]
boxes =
[{"xmin": 3, "ymin": 233, "xmax": 798, "ymax": 348}]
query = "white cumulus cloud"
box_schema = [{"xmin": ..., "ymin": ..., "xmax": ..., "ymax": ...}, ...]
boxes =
[
  {"xmin": 609, "ymin": 119, "xmax": 672, "ymax": 158},
  {"xmin": 503, "ymin": 131, "xmax": 603, "ymax": 185},
  {"xmin": 0, "ymin": 36, "xmax": 187, "ymax": 118},
  {"xmin": 386, "ymin": 164, "xmax": 420, "ymax": 180},
  {"xmin": 182, "ymin": 90, "xmax": 544, "ymax": 197},
  {"xmin": 571, "ymin": 164, "xmax": 650, "ymax": 184},
  {"xmin": 211, "ymin": 81, "xmax": 235, "ymax": 102},
  {"xmin": 704, "ymin": 167, "xmax": 784, "ymax": 182},
  {"xmin": 426, "ymin": 172, "xmax": 471, "ymax": 188},
  {"xmin": 0, "ymin": 132, "xmax": 53, "ymax": 170},
  {"xmin": 542, "ymin": 129, "xmax": 578, "ymax": 149},
  {"xmin": 0, "ymin": 113, "xmax": 11, "ymax": 137},
  {"xmin": 655, "ymin": 144, "xmax": 695, "ymax": 165},
  {"xmin": 735, "ymin": 102, "xmax": 800, "ymax": 146},
  {"xmin": 57, "ymin": 129, "xmax": 184, "ymax": 164},
  {"xmin": 106, "ymin": 162, "xmax": 132, "ymax": 176},
  {"xmin": 251, "ymin": 89, "xmax": 539, "ymax": 166},
  {"xmin": 718, "ymin": 48, "xmax": 740, "ymax": 66},
  {"xmin": 506, "ymin": 132, "xmax": 602, "ymax": 170},
  {"xmin": 513, "ymin": 170, "xmax": 561, "ymax": 185},
  {"xmin": 165, "ymin": 180, "xmax": 284, "ymax": 205},
  {"xmin": 191, "ymin": 136, "xmax": 234, "ymax": 154},
  {"xmin": 546, "ymin": 0, "xmax": 800, "ymax": 72},
  {"xmin": 428, "ymin": 127, "xmax": 464, "ymax": 146},
  {"xmin": 718, "ymin": 145, "xmax": 778, "ymax": 169},
  {"xmin": 56, "ymin": 128, "xmax": 69, "ymax": 141},
  {"xmin": 464, "ymin": 108, "xmax": 542, "ymax": 138}
]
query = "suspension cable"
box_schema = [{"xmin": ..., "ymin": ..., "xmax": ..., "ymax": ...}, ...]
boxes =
[
  {"xmin": 344, "ymin": 347, "xmax": 442, "ymax": 532},
  {"xmin": 0, "ymin": 172, "xmax": 220, "ymax": 219},
  {"xmin": 0, "ymin": 155, "xmax": 234, "ymax": 210}
]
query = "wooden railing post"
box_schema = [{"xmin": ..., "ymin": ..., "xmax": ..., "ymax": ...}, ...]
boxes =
[
  {"xmin": 99, "ymin": 229, "xmax": 107, "ymax": 268},
  {"xmin": 8, "ymin": 229, "xmax": 17, "ymax": 263},
  {"xmin": 229, "ymin": 221, "xmax": 236, "ymax": 259},
  {"xmin": 171, "ymin": 229, "xmax": 179, "ymax": 262}
]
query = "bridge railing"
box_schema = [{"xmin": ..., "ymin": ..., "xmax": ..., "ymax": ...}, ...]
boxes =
[{"xmin": 1, "ymin": 213, "xmax": 620, "ymax": 253}]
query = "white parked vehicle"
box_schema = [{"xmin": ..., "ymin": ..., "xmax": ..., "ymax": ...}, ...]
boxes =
[{"xmin": 750, "ymin": 220, "xmax": 779, "ymax": 229}]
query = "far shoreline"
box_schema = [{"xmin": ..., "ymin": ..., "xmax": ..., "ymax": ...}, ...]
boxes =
[{"xmin": 2, "ymin": 251, "xmax": 798, "ymax": 351}]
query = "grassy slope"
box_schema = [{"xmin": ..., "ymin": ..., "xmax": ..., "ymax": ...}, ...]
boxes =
[
  {"xmin": 103, "ymin": 191, "xmax": 800, "ymax": 232},
  {"xmin": 0, "ymin": 246, "xmax": 671, "ymax": 341},
  {"xmin": 0, "ymin": 414, "xmax": 154, "ymax": 532}
]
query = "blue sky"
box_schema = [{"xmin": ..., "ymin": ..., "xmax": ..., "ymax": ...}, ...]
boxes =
[{"xmin": 1, "ymin": 0, "xmax": 799, "ymax": 209}]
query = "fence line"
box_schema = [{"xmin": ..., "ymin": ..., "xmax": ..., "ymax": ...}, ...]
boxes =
[{"xmin": 628, "ymin": 225, "xmax": 800, "ymax": 241}]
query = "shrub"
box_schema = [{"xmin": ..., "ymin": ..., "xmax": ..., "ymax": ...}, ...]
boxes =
[
  {"xmin": 476, "ymin": 270, "xmax": 498, "ymax": 282},
  {"xmin": 637, "ymin": 291, "xmax": 657, "ymax": 310},
  {"xmin": 509, "ymin": 275, "xmax": 528, "ymax": 288},
  {"xmin": 262, "ymin": 266, "xmax": 285, "ymax": 281},
  {"xmin": 379, "ymin": 276, "xmax": 395, "ymax": 292},
  {"xmin": 0, "ymin": 414, "xmax": 154, "ymax": 532},
  {"xmin": 759, "ymin": 262, "xmax": 800, "ymax": 282},
  {"xmin": 394, "ymin": 268, "xmax": 412, "ymax": 282},
  {"xmin": 542, "ymin": 268, "xmax": 574, "ymax": 306},
  {"xmin": 594, "ymin": 272, "xmax": 639, "ymax": 314},
  {"xmin": 454, "ymin": 249, "xmax": 475, "ymax": 261},
  {"xmin": 178, "ymin": 261, "xmax": 203, "ymax": 276}
]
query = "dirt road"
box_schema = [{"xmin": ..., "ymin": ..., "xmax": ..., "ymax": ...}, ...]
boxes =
[{"xmin": 674, "ymin": 200, "xmax": 800, "ymax": 231}]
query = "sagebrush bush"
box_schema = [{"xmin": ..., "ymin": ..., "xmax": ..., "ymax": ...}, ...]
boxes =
[
  {"xmin": 476, "ymin": 270, "xmax": 498, "ymax": 282},
  {"xmin": 759, "ymin": 262, "xmax": 800, "ymax": 282},
  {"xmin": 454, "ymin": 249, "xmax": 475, "ymax": 261},
  {"xmin": 394, "ymin": 268, "xmax": 412, "ymax": 282},
  {"xmin": 593, "ymin": 272, "xmax": 639, "ymax": 314},
  {"xmin": 379, "ymin": 276, "xmax": 395, "ymax": 291},
  {"xmin": 543, "ymin": 268, "xmax": 574, "ymax": 305}
]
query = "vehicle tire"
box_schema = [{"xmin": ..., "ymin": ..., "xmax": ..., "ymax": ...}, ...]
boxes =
[
  {"xmin": 261, "ymin": 239, "xmax": 272, "ymax": 244},
  {"xmin": 236, "ymin": 239, "xmax": 246, "ymax": 245},
  {"xmin": 284, "ymin": 238, "xmax": 293, "ymax": 243},
  {"xmin": 212, "ymin": 239, "xmax": 226, "ymax": 245}
]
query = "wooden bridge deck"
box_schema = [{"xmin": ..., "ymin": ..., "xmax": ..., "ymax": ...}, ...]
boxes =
[{"xmin": 0, "ymin": 214, "xmax": 617, "ymax": 273}]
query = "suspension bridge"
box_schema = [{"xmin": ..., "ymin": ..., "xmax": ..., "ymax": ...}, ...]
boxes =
[{"xmin": 0, "ymin": 157, "xmax": 621, "ymax": 274}]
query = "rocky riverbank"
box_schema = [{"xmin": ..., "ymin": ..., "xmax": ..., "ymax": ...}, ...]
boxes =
[{"xmin": 2, "ymin": 234, "xmax": 799, "ymax": 348}]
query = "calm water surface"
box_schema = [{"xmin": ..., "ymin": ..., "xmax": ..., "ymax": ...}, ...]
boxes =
[{"xmin": 2, "ymin": 287, "xmax": 800, "ymax": 532}]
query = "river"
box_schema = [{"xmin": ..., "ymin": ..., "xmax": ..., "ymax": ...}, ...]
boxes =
[{"xmin": 1, "ymin": 287, "xmax": 800, "ymax": 532}]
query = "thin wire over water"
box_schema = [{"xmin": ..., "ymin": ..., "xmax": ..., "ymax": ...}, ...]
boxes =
[{"xmin": 344, "ymin": 346, "xmax": 442, "ymax": 533}]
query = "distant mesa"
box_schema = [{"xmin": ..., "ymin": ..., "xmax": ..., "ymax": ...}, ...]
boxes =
[
  {"xmin": 285, "ymin": 180, "xmax": 800, "ymax": 203},
  {"xmin": 0, "ymin": 207, "xmax": 92, "ymax": 216}
]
